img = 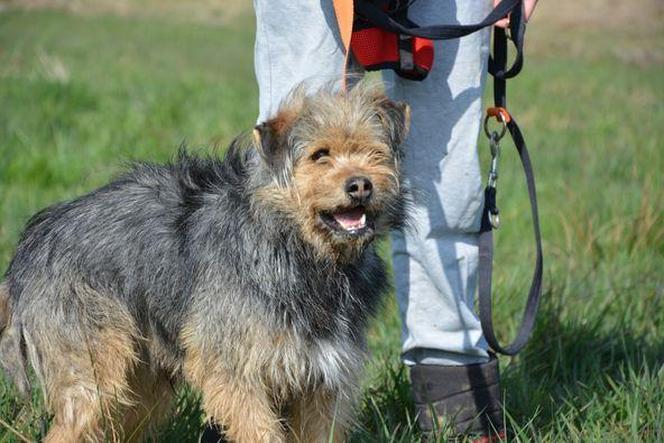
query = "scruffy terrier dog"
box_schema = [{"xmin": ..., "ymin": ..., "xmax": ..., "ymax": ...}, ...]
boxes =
[{"xmin": 0, "ymin": 84, "xmax": 410, "ymax": 442}]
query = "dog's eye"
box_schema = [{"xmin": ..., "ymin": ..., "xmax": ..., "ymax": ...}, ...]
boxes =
[{"xmin": 310, "ymin": 148, "xmax": 330, "ymax": 162}]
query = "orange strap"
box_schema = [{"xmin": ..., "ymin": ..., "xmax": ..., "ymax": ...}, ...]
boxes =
[
  {"xmin": 486, "ymin": 106, "xmax": 512, "ymax": 123},
  {"xmin": 332, "ymin": 0, "xmax": 354, "ymax": 88}
]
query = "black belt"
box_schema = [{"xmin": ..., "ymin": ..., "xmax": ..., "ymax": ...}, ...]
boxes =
[{"xmin": 356, "ymin": 0, "xmax": 543, "ymax": 355}]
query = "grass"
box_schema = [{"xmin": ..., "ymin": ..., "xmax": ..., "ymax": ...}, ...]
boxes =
[{"xmin": 0, "ymin": 2, "xmax": 663, "ymax": 442}]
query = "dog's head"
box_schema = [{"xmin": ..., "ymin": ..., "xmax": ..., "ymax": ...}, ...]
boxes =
[{"xmin": 252, "ymin": 84, "xmax": 410, "ymax": 262}]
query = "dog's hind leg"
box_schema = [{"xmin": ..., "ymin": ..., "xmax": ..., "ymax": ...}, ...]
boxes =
[
  {"xmin": 0, "ymin": 283, "xmax": 32, "ymax": 397},
  {"xmin": 40, "ymin": 326, "xmax": 138, "ymax": 443},
  {"xmin": 120, "ymin": 363, "xmax": 175, "ymax": 442},
  {"xmin": 0, "ymin": 283, "xmax": 10, "ymax": 333},
  {"xmin": 21, "ymin": 284, "xmax": 141, "ymax": 443}
]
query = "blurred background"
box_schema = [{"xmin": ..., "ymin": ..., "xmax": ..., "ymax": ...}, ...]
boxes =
[{"xmin": 0, "ymin": 0, "xmax": 662, "ymax": 441}]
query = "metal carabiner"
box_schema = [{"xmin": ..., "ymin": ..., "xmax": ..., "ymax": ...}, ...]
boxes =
[
  {"xmin": 486, "ymin": 131, "xmax": 501, "ymax": 229},
  {"xmin": 487, "ymin": 132, "xmax": 501, "ymax": 189},
  {"xmin": 483, "ymin": 107, "xmax": 510, "ymax": 229}
]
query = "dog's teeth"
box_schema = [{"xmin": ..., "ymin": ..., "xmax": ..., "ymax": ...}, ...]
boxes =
[{"xmin": 332, "ymin": 208, "xmax": 367, "ymax": 231}]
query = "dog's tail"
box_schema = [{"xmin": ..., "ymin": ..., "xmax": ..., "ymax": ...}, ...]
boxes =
[{"xmin": 0, "ymin": 282, "xmax": 31, "ymax": 397}]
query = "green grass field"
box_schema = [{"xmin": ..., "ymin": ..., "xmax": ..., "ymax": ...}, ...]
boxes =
[{"xmin": 1, "ymin": 2, "xmax": 663, "ymax": 441}]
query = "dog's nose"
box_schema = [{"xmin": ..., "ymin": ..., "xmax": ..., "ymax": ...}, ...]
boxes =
[{"xmin": 345, "ymin": 176, "xmax": 373, "ymax": 202}]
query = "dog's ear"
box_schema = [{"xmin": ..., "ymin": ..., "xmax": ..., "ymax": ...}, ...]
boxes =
[
  {"xmin": 253, "ymin": 102, "xmax": 301, "ymax": 166},
  {"xmin": 376, "ymin": 99, "xmax": 411, "ymax": 154},
  {"xmin": 253, "ymin": 122, "xmax": 277, "ymax": 168},
  {"xmin": 253, "ymin": 119, "xmax": 289, "ymax": 174}
]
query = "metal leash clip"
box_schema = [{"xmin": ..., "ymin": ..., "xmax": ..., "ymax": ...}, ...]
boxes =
[{"xmin": 483, "ymin": 107, "xmax": 510, "ymax": 229}]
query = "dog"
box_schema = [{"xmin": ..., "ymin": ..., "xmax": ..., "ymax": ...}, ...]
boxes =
[{"xmin": 0, "ymin": 83, "xmax": 410, "ymax": 442}]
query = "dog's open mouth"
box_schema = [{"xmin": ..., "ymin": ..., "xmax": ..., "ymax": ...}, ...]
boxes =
[{"xmin": 320, "ymin": 206, "xmax": 374, "ymax": 236}]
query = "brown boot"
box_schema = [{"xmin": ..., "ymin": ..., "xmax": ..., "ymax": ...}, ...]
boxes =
[{"xmin": 410, "ymin": 356, "xmax": 505, "ymax": 441}]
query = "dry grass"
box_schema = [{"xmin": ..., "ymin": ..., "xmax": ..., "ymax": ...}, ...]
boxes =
[
  {"xmin": 3, "ymin": 0, "xmax": 662, "ymax": 66},
  {"xmin": 532, "ymin": 0, "xmax": 663, "ymax": 31},
  {"xmin": 3, "ymin": 0, "xmax": 662, "ymax": 30},
  {"xmin": 0, "ymin": 0, "xmax": 250, "ymax": 24},
  {"xmin": 528, "ymin": 0, "xmax": 664, "ymax": 65}
]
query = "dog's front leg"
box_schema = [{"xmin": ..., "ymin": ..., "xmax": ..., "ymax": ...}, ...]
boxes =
[
  {"xmin": 202, "ymin": 378, "xmax": 284, "ymax": 443},
  {"xmin": 185, "ymin": 358, "xmax": 284, "ymax": 442},
  {"xmin": 289, "ymin": 387, "xmax": 352, "ymax": 443}
]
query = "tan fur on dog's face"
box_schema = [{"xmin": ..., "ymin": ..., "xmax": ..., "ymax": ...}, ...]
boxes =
[
  {"xmin": 253, "ymin": 84, "xmax": 410, "ymax": 262},
  {"xmin": 291, "ymin": 123, "xmax": 401, "ymax": 258}
]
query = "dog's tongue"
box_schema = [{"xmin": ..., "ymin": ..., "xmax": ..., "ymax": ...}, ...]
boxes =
[{"xmin": 333, "ymin": 207, "xmax": 366, "ymax": 231}]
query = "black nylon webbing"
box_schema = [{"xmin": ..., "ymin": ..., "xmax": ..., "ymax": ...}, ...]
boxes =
[
  {"xmin": 478, "ymin": 117, "xmax": 543, "ymax": 355},
  {"xmin": 477, "ymin": 25, "xmax": 543, "ymax": 356},
  {"xmin": 355, "ymin": 0, "xmax": 519, "ymax": 39},
  {"xmin": 354, "ymin": 0, "xmax": 543, "ymax": 355},
  {"xmin": 355, "ymin": 0, "xmax": 526, "ymax": 78}
]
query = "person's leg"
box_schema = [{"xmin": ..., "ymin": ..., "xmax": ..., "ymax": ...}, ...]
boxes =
[
  {"xmin": 383, "ymin": 0, "xmax": 504, "ymax": 437},
  {"xmin": 254, "ymin": 0, "xmax": 348, "ymax": 122}
]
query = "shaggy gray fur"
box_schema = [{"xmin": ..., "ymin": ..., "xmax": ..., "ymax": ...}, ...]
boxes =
[{"xmin": 0, "ymin": 88, "xmax": 410, "ymax": 409}]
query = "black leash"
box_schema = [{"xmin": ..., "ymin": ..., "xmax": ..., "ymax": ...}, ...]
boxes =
[
  {"xmin": 355, "ymin": 0, "xmax": 543, "ymax": 355},
  {"xmin": 478, "ymin": 22, "xmax": 543, "ymax": 356}
]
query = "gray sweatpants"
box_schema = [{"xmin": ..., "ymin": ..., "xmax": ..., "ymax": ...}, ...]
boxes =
[{"xmin": 254, "ymin": 0, "xmax": 492, "ymax": 365}]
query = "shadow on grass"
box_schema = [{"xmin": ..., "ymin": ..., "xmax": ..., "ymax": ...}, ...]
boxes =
[
  {"xmin": 349, "ymin": 286, "xmax": 663, "ymax": 442},
  {"xmin": 502, "ymin": 288, "xmax": 664, "ymax": 439}
]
